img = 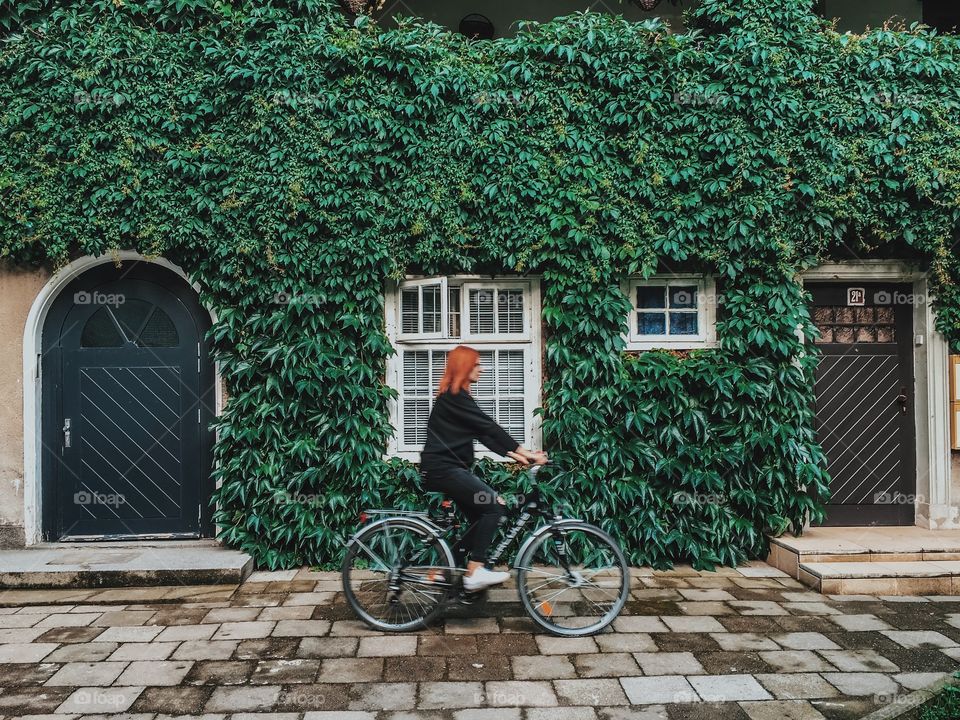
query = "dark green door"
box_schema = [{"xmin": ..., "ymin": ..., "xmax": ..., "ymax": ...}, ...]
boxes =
[{"xmin": 42, "ymin": 262, "xmax": 215, "ymax": 540}]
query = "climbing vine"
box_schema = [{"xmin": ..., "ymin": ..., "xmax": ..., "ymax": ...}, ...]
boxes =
[{"xmin": 1, "ymin": 0, "xmax": 959, "ymax": 568}]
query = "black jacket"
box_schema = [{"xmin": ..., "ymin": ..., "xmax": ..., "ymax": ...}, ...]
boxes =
[{"xmin": 420, "ymin": 390, "xmax": 520, "ymax": 470}]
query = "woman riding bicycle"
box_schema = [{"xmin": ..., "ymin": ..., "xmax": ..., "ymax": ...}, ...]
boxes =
[{"xmin": 420, "ymin": 345, "xmax": 547, "ymax": 592}]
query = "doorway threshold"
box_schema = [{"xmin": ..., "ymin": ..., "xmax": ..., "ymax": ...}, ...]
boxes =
[{"xmin": 0, "ymin": 538, "xmax": 252, "ymax": 590}]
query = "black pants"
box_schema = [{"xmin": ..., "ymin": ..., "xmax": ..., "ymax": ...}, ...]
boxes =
[{"xmin": 422, "ymin": 466, "xmax": 505, "ymax": 564}]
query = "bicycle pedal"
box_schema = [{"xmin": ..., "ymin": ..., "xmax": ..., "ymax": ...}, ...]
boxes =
[{"xmin": 455, "ymin": 588, "xmax": 488, "ymax": 606}]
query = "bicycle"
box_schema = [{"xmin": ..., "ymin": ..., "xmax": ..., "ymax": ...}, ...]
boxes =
[{"xmin": 341, "ymin": 464, "xmax": 630, "ymax": 636}]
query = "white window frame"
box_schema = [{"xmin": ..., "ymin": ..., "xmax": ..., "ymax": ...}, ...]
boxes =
[
  {"xmin": 623, "ymin": 275, "xmax": 718, "ymax": 350},
  {"xmin": 460, "ymin": 282, "xmax": 532, "ymax": 342},
  {"xmin": 385, "ymin": 276, "xmax": 542, "ymax": 462},
  {"xmin": 396, "ymin": 277, "xmax": 447, "ymax": 340}
]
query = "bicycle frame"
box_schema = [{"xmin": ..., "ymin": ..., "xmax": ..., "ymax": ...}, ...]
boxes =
[{"xmin": 429, "ymin": 466, "xmax": 562, "ymax": 571}]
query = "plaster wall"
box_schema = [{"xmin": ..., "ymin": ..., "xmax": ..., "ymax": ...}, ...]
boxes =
[{"xmin": 0, "ymin": 264, "xmax": 51, "ymax": 547}]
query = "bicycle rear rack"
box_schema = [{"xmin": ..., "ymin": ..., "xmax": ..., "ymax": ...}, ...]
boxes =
[{"xmin": 361, "ymin": 509, "xmax": 430, "ymax": 518}]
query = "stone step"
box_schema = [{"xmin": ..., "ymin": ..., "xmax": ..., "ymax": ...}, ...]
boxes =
[
  {"xmin": 798, "ymin": 560, "xmax": 960, "ymax": 595},
  {"xmin": 0, "ymin": 540, "xmax": 253, "ymax": 589},
  {"xmin": 766, "ymin": 527, "xmax": 960, "ymax": 595}
]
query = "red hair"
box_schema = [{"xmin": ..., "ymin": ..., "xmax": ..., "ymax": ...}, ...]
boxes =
[{"xmin": 438, "ymin": 345, "xmax": 479, "ymax": 395}]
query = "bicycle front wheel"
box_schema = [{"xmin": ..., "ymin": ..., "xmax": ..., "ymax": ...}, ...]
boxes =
[
  {"xmin": 515, "ymin": 521, "xmax": 629, "ymax": 637},
  {"xmin": 342, "ymin": 517, "xmax": 456, "ymax": 632}
]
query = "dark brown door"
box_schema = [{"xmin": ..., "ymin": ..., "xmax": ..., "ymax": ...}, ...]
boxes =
[
  {"xmin": 924, "ymin": 0, "xmax": 960, "ymax": 33},
  {"xmin": 809, "ymin": 283, "xmax": 916, "ymax": 526}
]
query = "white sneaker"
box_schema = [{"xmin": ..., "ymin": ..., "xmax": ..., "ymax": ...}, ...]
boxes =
[{"xmin": 462, "ymin": 567, "xmax": 510, "ymax": 591}]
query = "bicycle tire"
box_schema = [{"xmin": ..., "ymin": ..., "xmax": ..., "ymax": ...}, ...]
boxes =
[
  {"xmin": 342, "ymin": 516, "xmax": 456, "ymax": 632},
  {"xmin": 515, "ymin": 520, "xmax": 629, "ymax": 637}
]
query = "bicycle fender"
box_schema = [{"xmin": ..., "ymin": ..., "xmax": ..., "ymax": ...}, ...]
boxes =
[
  {"xmin": 511, "ymin": 519, "xmax": 592, "ymax": 570},
  {"xmin": 347, "ymin": 515, "xmax": 447, "ymax": 546}
]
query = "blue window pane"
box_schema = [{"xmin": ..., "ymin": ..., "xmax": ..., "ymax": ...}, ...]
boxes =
[
  {"xmin": 669, "ymin": 312, "xmax": 698, "ymax": 335},
  {"xmin": 669, "ymin": 285, "xmax": 698, "ymax": 309},
  {"xmin": 638, "ymin": 312, "xmax": 666, "ymax": 335},
  {"xmin": 637, "ymin": 285, "xmax": 666, "ymax": 309}
]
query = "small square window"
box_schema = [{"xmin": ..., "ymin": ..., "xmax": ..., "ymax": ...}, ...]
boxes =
[
  {"xmin": 669, "ymin": 312, "xmax": 698, "ymax": 335},
  {"xmin": 626, "ymin": 277, "xmax": 714, "ymax": 349},
  {"xmin": 669, "ymin": 286, "xmax": 698, "ymax": 310},
  {"xmin": 638, "ymin": 312, "xmax": 666, "ymax": 335},
  {"xmin": 637, "ymin": 285, "xmax": 666, "ymax": 309}
]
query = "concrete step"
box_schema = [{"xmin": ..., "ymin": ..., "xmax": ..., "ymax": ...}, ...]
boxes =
[
  {"xmin": 767, "ymin": 527, "xmax": 960, "ymax": 595},
  {"xmin": 798, "ymin": 560, "xmax": 960, "ymax": 595},
  {"xmin": 0, "ymin": 540, "xmax": 253, "ymax": 589}
]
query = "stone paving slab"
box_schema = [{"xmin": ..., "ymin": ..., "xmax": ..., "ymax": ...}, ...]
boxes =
[{"xmin": 0, "ymin": 565, "xmax": 959, "ymax": 719}]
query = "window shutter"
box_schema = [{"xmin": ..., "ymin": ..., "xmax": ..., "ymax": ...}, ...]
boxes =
[
  {"xmin": 498, "ymin": 350, "xmax": 526, "ymax": 441},
  {"xmin": 401, "ymin": 349, "xmax": 448, "ymax": 448},
  {"xmin": 474, "ymin": 349, "xmax": 526, "ymax": 450},
  {"xmin": 402, "ymin": 351, "xmax": 431, "ymax": 446},
  {"xmin": 397, "ymin": 279, "xmax": 446, "ymax": 339},
  {"xmin": 400, "ymin": 288, "xmax": 420, "ymax": 335},
  {"xmin": 422, "ymin": 284, "xmax": 442, "ymax": 333},
  {"xmin": 498, "ymin": 289, "xmax": 524, "ymax": 334},
  {"xmin": 469, "ymin": 288, "xmax": 496, "ymax": 334},
  {"xmin": 461, "ymin": 283, "xmax": 529, "ymax": 340}
]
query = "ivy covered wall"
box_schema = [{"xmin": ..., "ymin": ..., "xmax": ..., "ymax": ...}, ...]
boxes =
[{"xmin": 1, "ymin": 0, "xmax": 959, "ymax": 568}]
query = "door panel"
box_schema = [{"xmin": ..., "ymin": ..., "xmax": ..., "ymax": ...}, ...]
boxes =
[
  {"xmin": 42, "ymin": 263, "xmax": 213, "ymax": 540},
  {"xmin": 809, "ymin": 283, "xmax": 916, "ymax": 526}
]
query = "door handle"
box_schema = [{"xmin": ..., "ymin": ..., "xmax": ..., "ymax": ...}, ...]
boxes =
[
  {"xmin": 896, "ymin": 389, "xmax": 908, "ymax": 414},
  {"xmin": 63, "ymin": 418, "xmax": 72, "ymax": 448}
]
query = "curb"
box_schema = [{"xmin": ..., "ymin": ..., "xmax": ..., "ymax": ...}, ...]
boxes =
[{"xmin": 859, "ymin": 673, "xmax": 960, "ymax": 720}]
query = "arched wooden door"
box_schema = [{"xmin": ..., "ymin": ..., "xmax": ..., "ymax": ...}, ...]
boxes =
[{"xmin": 41, "ymin": 262, "xmax": 215, "ymax": 540}]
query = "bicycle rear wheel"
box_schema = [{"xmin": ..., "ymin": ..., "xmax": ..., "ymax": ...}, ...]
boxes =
[
  {"xmin": 342, "ymin": 516, "xmax": 456, "ymax": 632},
  {"xmin": 515, "ymin": 521, "xmax": 629, "ymax": 636}
]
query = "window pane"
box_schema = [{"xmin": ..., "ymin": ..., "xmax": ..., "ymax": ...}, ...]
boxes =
[
  {"xmin": 403, "ymin": 351, "xmax": 430, "ymax": 395},
  {"xmin": 669, "ymin": 285, "xmax": 698, "ymax": 309},
  {"xmin": 473, "ymin": 350, "xmax": 496, "ymax": 396},
  {"xmin": 636, "ymin": 285, "xmax": 666, "ymax": 309},
  {"xmin": 499, "ymin": 350, "xmax": 524, "ymax": 394},
  {"xmin": 498, "ymin": 289, "xmax": 524, "ymax": 333},
  {"xmin": 469, "ymin": 288, "xmax": 496, "ymax": 334},
  {"xmin": 401, "ymin": 288, "xmax": 419, "ymax": 334},
  {"xmin": 499, "ymin": 398, "xmax": 525, "ymax": 441},
  {"xmin": 403, "ymin": 399, "xmax": 430, "ymax": 446},
  {"xmin": 111, "ymin": 298, "xmax": 153, "ymax": 342},
  {"xmin": 638, "ymin": 312, "xmax": 666, "ymax": 335},
  {"xmin": 669, "ymin": 312, "xmax": 698, "ymax": 335},
  {"xmin": 81, "ymin": 308, "xmax": 124, "ymax": 348},
  {"xmin": 422, "ymin": 284, "xmax": 441, "ymax": 333},
  {"xmin": 448, "ymin": 287, "xmax": 461, "ymax": 338},
  {"xmin": 431, "ymin": 350, "xmax": 447, "ymax": 393},
  {"xmin": 138, "ymin": 308, "xmax": 179, "ymax": 347}
]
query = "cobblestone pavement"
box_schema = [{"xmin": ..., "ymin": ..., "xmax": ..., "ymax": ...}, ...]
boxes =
[{"xmin": 1, "ymin": 561, "xmax": 960, "ymax": 720}]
